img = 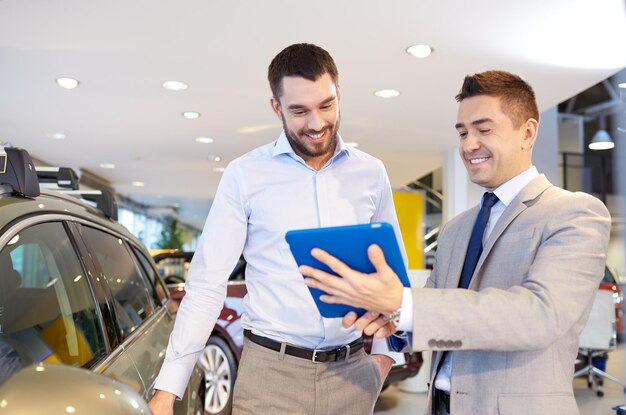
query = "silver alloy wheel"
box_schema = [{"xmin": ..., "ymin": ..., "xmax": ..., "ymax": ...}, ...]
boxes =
[{"xmin": 197, "ymin": 343, "xmax": 232, "ymax": 414}]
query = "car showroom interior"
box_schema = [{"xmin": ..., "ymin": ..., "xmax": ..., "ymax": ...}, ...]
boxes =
[{"xmin": 1, "ymin": 1, "xmax": 625, "ymax": 415}]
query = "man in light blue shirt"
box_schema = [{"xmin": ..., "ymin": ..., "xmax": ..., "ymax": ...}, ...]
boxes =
[{"xmin": 149, "ymin": 43, "xmax": 405, "ymax": 415}]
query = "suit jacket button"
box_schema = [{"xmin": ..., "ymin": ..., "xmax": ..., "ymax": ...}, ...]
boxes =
[
  {"xmin": 428, "ymin": 339, "xmax": 436, "ymax": 348},
  {"xmin": 436, "ymin": 340, "xmax": 446, "ymax": 348}
]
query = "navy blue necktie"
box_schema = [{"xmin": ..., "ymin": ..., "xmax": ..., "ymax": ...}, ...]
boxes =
[{"xmin": 458, "ymin": 192, "xmax": 499, "ymax": 289}]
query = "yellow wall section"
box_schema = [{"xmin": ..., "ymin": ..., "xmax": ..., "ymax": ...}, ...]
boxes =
[{"xmin": 392, "ymin": 191, "xmax": 424, "ymax": 269}]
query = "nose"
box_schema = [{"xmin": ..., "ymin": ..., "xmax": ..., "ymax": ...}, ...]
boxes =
[
  {"xmin": 462, "ymin": 132, "xmax": 481, "ymax": 154},
  {"xmin": 306, "ymin": 110, "xmax": 326, "ymax": 132}
]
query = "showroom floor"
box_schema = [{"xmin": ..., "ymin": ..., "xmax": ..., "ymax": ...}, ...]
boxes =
[{"xmin": 375, "ymin": 343, "xmax": 626, "ymax": 415}]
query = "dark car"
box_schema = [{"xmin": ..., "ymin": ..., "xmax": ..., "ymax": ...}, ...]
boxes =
[
  {"xmin": 0, "ymin": 147, "xmax": 202, "ymax": 415},
  {"xmin": 152, "ymin": 250, "xmax": 423, "ymax": 415}
]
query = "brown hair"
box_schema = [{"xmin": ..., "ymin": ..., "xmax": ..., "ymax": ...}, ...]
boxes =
[
  {"xmin": 455, "ymin": 70, "xmax": 539, "ymax": 127},
  {"xmin": 268, "ymin": 43, "xmax": 339, "ymax": 99}
]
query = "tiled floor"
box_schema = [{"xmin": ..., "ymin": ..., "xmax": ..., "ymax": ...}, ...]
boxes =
[{"xmin": 375, "ymin": 344, "xmax": 626, "ymax": 414}]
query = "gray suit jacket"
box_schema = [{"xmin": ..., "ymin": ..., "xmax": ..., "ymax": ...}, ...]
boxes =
[{"xmin": 412, "ymin": 175, "xmax": 611, "ymax": 415}]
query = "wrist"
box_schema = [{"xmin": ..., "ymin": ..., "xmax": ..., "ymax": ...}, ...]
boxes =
[
  {"xmin": 383, "ymin": 286, "xmax": 403, "ymax": 316},
  {"xmin": 153, "ymin": 389, "xmax": 177, "ymax": 404}
]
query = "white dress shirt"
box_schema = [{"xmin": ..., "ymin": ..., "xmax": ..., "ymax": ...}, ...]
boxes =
[
  {"xmin": 397, "ymin": 166, "xmax": 540, "ymax": 392},
  {"xmin": 155, "ymin": 132, "xmax": 407, "ymax": 398}
]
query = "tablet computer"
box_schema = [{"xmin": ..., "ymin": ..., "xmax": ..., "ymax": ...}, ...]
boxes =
[{"xmin": 285, "ymin": 222, "xmax": 410, "ymax": 318}]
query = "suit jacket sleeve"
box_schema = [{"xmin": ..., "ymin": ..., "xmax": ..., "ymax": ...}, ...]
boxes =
[{"xmin": 410, "ymin": 191, "xmax": 611, "ymax": 352}]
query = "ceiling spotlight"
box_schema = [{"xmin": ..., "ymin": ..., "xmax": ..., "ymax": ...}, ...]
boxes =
[
  {"xmin": 406, "ymin": 44, "xmax": 433, "ymax": 58},
  {"xmin": 182, "ymin": 111, "xmax": 201, "ymax": 119},
  {"xmin": 99, "ymin": 163, "xmax": 115, "ymax": 169},
  {"xmin": 195, "ymin": 137, "xmax": 214, "ymax": 144},
  {"xmin": 46, "ymin": 133, "xmax": 66, "ymax": 140},
  {"xmin": 588, "ymin": 130, "xmax": 615, "ymax": 150},
  {"xmin": 162, "ymin": 80, "xmax": 189, "ymax": 91},
  {"xmin": 56, "ymin": 77, "xmax": 79, "ymax": 89},
  {"xmin": 618, "ymin": 82, "xmax": 626, "ymax": 89},
  {"xmin": 207, "ymin": 155, "xmax": 222, "ymax": 162},
  {"xmin": 213, "ymin": 167, "xmax": 225, "ymax": 173},
  {"xmin": 344, "ymin": 142, "xmax": 359, "ymax": 148},
  {"xmin": 131, "ymin": 181, "xmax": 145, "ymax": 187},
  {"xmin": 374, "ymin": 89, "xmax": 400, "ymax": 98}
]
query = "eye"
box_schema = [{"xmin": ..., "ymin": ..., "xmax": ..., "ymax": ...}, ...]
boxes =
[
  {"xmin": 291, "ymin": 110, "xmax": 307, "ymax": 116},
  {"xmin": 479, "ymin": 129, "xmax": 491, "ymax": 134},
  {"xmin": 458, "ymin": 131, "xmax": 468, "ymax": 139}
]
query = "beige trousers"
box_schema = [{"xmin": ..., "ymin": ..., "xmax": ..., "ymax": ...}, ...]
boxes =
[{"xmin": 232, "ymin": 337, "xmax": 384, "ymax": 415}]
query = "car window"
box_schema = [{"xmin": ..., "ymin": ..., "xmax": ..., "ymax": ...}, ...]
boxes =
[
  {"xmin": 601, "ymin": 267, "xmax": 616, "ymax": 285},
  {"xmin": 132, "ymin": 246, "xmax": 168, "ymax": 306},
  {"xmin": 80, "ymin": 226, "xmax": 155, "ymax": 339},
  {"xmin": 0, "ymin": 222, "xmax": 106, "ymax": 385},
  {"xmin": 155, "ymin": 256, "xmax": 189, "ymax": 281}
]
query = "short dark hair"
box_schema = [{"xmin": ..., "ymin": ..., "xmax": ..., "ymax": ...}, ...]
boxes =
[
  {"xmin": 268, "ymin": 43, "xmax": 339, "ymax": 99},
  {"xmin": 455, "ymin": 70, "xmax": 539, "ymax": 127}
]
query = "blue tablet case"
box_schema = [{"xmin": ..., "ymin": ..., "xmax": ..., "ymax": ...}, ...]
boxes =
[{"xmin": 285, "ymin": 222, "xmax": 410, "ymax": 318}]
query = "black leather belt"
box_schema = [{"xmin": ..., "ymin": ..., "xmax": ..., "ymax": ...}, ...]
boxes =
[
  {"xmin": 243, "ymin": 329, "xmax": 363, "ymax": 363},
  {"xmin": 433, "ymin": 388, "xmax": 450, "ymax": 414}
]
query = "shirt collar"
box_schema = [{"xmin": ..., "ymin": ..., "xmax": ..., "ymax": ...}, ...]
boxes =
[
  {"xmin": 272, "ymin": 130, "xmax": 350, "ymax": 163},
  {"xmin": 490, "ymin": 166, "xmax": 539, "ymax": 207}
]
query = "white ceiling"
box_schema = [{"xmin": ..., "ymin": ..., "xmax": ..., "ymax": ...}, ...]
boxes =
[{"xmin": 1, "ymin": 0, "xmax": 625, "ymax": 230}]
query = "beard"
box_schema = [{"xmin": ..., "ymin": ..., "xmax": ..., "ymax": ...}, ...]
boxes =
[{"xmin": 282, "ymin": 111, "xmax": 341, "ymax": 159}]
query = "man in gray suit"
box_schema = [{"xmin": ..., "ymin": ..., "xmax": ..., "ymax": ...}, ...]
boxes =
[{"xmin": 300, "ymin": 70, "xmax": 611, "ymax": 415}]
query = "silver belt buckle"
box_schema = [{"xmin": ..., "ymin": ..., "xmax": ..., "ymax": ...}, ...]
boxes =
[
  {"xmin": 311, "ymin": 349, "xmax": 322, "ymax": 363},
  {"xmin": 344, "ymin": 344, "xmax": 351, "ymax": 361}
]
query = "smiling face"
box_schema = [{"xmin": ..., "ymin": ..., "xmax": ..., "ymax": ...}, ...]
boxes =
[
  {"xmin": 456, "ymin": 95, "xmax": 538, "ymax": 191},
  {"xmin": 270, "ymin": 73, "xmax": 340, "ymax": 170}
]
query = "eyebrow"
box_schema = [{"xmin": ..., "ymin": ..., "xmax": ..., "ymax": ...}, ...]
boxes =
[
  {"xmin": 455, "ymin": 118, "xmax": 494, "ymax": 130},
  {"xmin": 286, "ymin": 96, "xmax": 336, "ymax": 110}
]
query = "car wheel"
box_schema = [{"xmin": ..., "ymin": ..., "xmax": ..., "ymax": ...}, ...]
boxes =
[{"xmin": 197, "ymin": 336, "xmax": 237, "ymax": 415}]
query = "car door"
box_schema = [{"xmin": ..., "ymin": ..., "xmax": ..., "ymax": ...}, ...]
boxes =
[
  {"xmin": 0, "ymin": 219, "xmax": 142, "ymax": 391},
  {"xmin": 76, "ymin": 224, "xmax": 199, "ymax": 415}
]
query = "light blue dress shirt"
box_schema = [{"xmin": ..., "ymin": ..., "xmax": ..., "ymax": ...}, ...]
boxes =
[{"xmin": 155, "ymin": 132, "xmax": 407, "ymax": 398}]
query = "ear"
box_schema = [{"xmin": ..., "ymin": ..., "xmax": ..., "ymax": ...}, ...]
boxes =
[
  {"xmin": 522, "ymin": 118, "xmax": 539, "ymax": 150},
  {"xmin": 270, "ymin": 96, "xmax": 282, "ymax": 120}
]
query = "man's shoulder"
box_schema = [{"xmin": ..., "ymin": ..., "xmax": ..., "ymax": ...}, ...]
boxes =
[{"xmin": 228, "ymin": 140, "xmax": 277, "ymax": 167}]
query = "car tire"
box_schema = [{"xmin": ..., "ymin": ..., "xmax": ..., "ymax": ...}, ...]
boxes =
[{"xmin": 196, "ymin": 336, "xmax": 237, "ymax": 415}]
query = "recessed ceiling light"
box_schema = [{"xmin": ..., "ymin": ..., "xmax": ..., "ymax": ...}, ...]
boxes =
[
  {"xmin": 213, "ymin": 167, "xmax": 225, "ymax": 173},
  {"xmin": 374, "ymin": 89, "xmax": 400, "ymax": 98},
  {"xmin": 345, "ymin": 142, "xmax": 359, "ymax": 148},
  {"xmin": 406, "ymin": 44, "xmax": 433, "ymax": 58},
  {"xmin": 162, "ymin": 80, "xmax": 189, "ymax": 91},
  {"xmin": 182, "ymin": 111, "xmax": 201, "ymax": 119},
  {"xmin": 618, "ymin": 82, "xmax": 626, "ymax": 89},
  {"xmin": 56, "ymin": 77, "xmax": 79, "ymax": 89},
  {"xmin": 46, "ymin": 133, "xmax": 66, "ymax": 140},
  {"xmin": 99, "ymin": 163, "xmax": 115, "ymax": 169},
  {"xmin": 195, "ymin": 137, "xmax": 214, "ymax": 144},
  {"xmin": 207, "ymin": 155, "xmax": 222, "ymax": 162},
  {"xmin": 132, "ymin": 181, "xmax": 145, "ymax": 187}
]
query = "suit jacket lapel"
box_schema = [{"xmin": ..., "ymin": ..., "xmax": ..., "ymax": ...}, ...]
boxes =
[
  {"xmin": 468, "ymin": 175, "xmax": 552, "ymax": 290},
  {"xmin": 444, "ymin": 207, "xmax": 478, "ymax": 288}
]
